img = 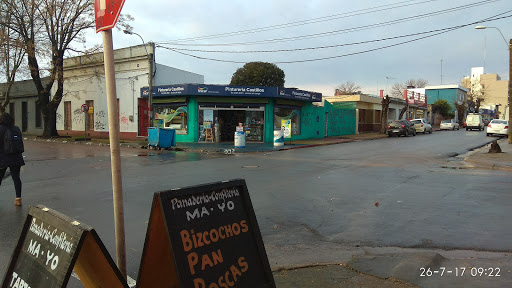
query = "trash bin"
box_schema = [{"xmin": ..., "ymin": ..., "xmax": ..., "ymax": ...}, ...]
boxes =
[
  {"xmin": 273, "ymin": 130, "xmax": 284, "ymax": 147},
  {"xmin": 148, "ymin": 127, "xmax": 176, "ymax": 149},
  {"xmin": 234, "ymin": 131, "xmax": 245, "ymax": 148}
]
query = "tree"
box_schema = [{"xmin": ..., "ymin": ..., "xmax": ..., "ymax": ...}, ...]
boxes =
[
  {"xmin": 391, "ymin": 78, "xmax": 429, "ymax": 98},
  {"xmin": 0, "ymin": 6, "xmax": 26, "ymax": 113},
  {"xmin": 230, "ymin": 62, "xmax": 285, "ymax": 87},
  {"xmin": 0, "ymin": 0, "xmax": 132, "ymax": 138},
  {"xmin": 466, "ymin": 83, "xmax": 486, "ymax": 113},
  {"xmin": 432, "ymin": 99, "xmax": 452, "ymax": 117},
  {"xmin": 335, "ymin": 81, "xmax": 361, "ymax": 95},
  {"xmin": 380, "ymin": 95, "xmax": 390, "ymax": 134},
  {"xmin": 454, "ymin": 100, "xmax": 466, "ymax": 125}
]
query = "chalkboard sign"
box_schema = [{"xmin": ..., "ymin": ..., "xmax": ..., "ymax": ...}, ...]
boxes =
[
  {"xmin": 1, "ymin": 205, "xmax": 128, "ymax": 288},
  {"xmin": 137, "ymin": 179, "xmax": 275, "ymax": 288}
]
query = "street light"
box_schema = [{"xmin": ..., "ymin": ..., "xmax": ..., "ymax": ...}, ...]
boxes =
[
  {"xmin": 475, "ymin": 25, "xmax": 512, "ymax": 144},
  {"xmin": 123, "ymin": 29, "xmax": 154, "ymax": 130}
]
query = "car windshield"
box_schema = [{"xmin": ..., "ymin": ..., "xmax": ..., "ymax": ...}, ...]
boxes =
[
  {"xmin": 491, "ymin": 120, "xmax": 505, "ymax": 124},
  {"xmin": 411, "ymin": 120, "xmax": 421, "ymax": 124},
  {"xmin": 441, "ymin": 120, "xmax": 451, "ymax": 123}
]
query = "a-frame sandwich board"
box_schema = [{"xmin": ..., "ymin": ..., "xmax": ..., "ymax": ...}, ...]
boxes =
[
  {"xmin": 137, "ymin": 179, "xmax": 275, "ymax": 288},
  {"xmin": 1, "ymin": 205, "xmax": 129, "ymax": 288}
]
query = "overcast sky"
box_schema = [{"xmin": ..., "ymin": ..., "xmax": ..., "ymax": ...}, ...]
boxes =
[{"xmin": 93, "ymin": 0, "xmax": 512, "ymax": 96}]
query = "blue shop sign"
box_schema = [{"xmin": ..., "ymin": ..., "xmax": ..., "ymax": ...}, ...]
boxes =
[
  {"xmin": 142, "ymin": 84, "xmax": 322, "ymax": 102},
  {"xmin": 141, "ymin": 85, "xmax": 189, "ymax": 97},
  {"xmin": 192, "ymin": 85, "xmax": 275, "ymax": 97},
  {"xmin": 278, "ymin": 88, "xmax": 322, "ymax": 102}
]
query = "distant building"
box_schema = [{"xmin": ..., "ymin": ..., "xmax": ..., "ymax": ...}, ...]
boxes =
[
  {"xmin": 425, "ymin": 85, "xmax": 468, "ymax": 124},
  {"xmin": 462, "ymin": 67, "xmax": 508, "ymax": 119},
  {"xmin": 0, "ymin": 78, "xmax": 49, "ymax": 135}
]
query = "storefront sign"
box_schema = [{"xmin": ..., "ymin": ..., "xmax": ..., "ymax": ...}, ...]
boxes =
[
  {"xmin": 1, "ymin": 205, "xmax": 128, "ymax": 288},
  {"xmin": 136, "ymin": 179, "xmax": 275, "ymax": 288},
  {"xmin": 278, "ymin": 88, "xmax": 322, "ymax": 102},
  {"xmin": 142, "ymin": 84, "xmax": 322, "ymax": 102}
]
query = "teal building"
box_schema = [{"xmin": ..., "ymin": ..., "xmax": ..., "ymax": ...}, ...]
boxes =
[
  {"xmin": 425, "ymin": 85, "xmax": 468, "ymax": 113},
  {"xmin": 142, "ymin": 84, "xmax": 356, "ymax": 143}
]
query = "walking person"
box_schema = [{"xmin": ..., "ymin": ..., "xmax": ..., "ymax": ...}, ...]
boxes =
[{"xmin": 0, "ymin": 113, "xmax": 25, "ymax": 206}]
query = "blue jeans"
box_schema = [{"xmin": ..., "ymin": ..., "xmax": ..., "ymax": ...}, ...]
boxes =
[{"xmin": 0, "ymin": 166, "xmax": 22, "ymax": 198}]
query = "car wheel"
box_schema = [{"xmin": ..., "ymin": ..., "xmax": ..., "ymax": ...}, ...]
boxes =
[
  {"xmin": 429, "ymin": 129, "xmax": 432, "ymax": 134},
  {"xmin": 423, "ymin": 129, "xmax": 426, "ymax": 134},
  {"xmin": 405, "ymin": 130, "xmax": 409, "ymax": 137},
  {"xmin": 466, "ymin": 128, "xmax": 468, "ymax": 131},
  {"xmin": 413, "ymin": 130, "xmax": 416, "ymax": 136},
  {"xmin": 487, "ymin": 133, "xmax": 490, "ymax": 136}
]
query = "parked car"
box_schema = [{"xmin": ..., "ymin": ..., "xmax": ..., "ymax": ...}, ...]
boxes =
[
  {"xmin": 388, "ymin": 120, "xmax": 416, "ymax": 137},
  {"xmin": 410, "ymin": 119, "xmax": 432, "ymax": 134},
  {"xmin": 465, "ymin": 113, "xmax": 484, "ymax": 131},
  {"xmin": 486, "ymin": 119, "xmax": 509, "ymax": 136},
  {"xmin": 440, "ymin": 119, "xmax": 459, "ymax": 130}
]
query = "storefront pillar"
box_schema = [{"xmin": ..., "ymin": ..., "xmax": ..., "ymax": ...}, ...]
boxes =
[
  {"xmin": 189, "ymin": 96, "xmax": 199, "ymax": 142},
  {"xmin": 264, "ymin": 100, "xmax": 275, "ymax": 143}
]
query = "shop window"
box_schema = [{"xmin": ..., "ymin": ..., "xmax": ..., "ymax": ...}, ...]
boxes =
[
  {"xmin": 274, "ymin": 107, "xmax": 300, "ymax": 135},
  {"xmin": 154, "ymin": 104, "xmax": 188, "ymax": 134}
]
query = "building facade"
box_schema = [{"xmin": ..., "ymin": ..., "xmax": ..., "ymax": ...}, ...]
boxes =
[
  {"xmin": 0, "ymin": 79, "xmax": 48, "ymax": 135},
  {"xmin": 425, "ymin": 85, "xmax": 468, "ymax": 124},
  {"xmin": 462, "ymin": 67, "xmax": 508, "ymax": 119},
  {"xmin": 54, "ymin": 44, "xmax": 204, "ymax": 140}
]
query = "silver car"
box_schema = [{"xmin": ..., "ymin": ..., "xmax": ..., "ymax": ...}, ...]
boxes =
[
  {"xmin": 486, "ymin": 119, "xmax": 509, "ymax": 136},
  {"xmin": 440, "ymin": 119, "xmax": 459, "ymax": 130},
  {"xmin": 410, "ymin": 119, "xmax": 432, "ymax": 134}
]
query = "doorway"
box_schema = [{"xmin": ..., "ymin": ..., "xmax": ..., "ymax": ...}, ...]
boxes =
[{"xmin": 218, "ymin": 110, "xmax": 245, "ymax": 142}]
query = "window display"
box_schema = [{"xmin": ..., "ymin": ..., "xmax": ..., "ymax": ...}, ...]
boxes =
[
  {"xmin": 274, "ymin": 107, "xmax": 301, "ymax": 135},
  {"xmin": 154, "ymin": 105, "xmax": 188, "ymax": 134}
]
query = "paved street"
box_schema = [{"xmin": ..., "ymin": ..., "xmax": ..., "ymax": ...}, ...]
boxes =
[{"xmin": 1, "ymin": 130, "xmax": 511, "ymax": 287}]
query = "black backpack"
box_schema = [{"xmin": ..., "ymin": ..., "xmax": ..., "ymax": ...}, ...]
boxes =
[{"xmin": 4, "ymin": 126, "xmax": 24, "ymax": 155}]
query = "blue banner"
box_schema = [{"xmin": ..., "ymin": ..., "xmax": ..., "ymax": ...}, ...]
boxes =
[{"xmin": 142, "ymin": 84, "xmax": 322, "ymax": 102}]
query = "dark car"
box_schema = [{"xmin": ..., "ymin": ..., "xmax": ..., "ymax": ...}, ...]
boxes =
[{"xmin": 388, "ymin": 120, "xmax": 416, "ymax": 137}]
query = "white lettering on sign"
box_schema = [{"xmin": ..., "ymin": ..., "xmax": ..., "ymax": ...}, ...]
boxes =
[
  {"xmin": 171, "ymin": 189, "xmax": 240, "ymax": 211},
  {"xmin": 29, "ymin": 218, "xmax": 74, "ymax": 253},
  {"xmin": 9, "ymin": 272, "xmax": 32, "ymax": 288}
]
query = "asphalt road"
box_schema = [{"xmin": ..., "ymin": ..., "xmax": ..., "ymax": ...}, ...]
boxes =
[{"xmin": 1, "ymin": 129, "xmax": 510, "ymax": 286}]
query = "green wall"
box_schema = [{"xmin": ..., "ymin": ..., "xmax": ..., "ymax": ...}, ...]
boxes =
[{"xmin": 325, "ymin": 101, "xmax": 356, "ymax": 136}]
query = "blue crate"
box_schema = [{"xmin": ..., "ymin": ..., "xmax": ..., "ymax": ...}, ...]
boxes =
[{"xmin": 148, "ymin": 128, "xmax": 176, "ymax": 148}]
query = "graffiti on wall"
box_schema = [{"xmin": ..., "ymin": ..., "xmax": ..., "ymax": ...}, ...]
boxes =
[
  {"xmin": 72, "ymin": 108, "xmax": 84, "ymax": 125},
  {"xmin": 95, "ymin": 110, "xmax": 106, "ymax": 130},
  {"xmin": 120, "ymin": 112, "xmax": 130, "ymax": 128},
  {"xmin": 56, "ymin": 113, "xmax": 63, "ymax": 124},
  {"xmin": 328, "ymin": 109, "xmax": 356, "ymax": 136}
]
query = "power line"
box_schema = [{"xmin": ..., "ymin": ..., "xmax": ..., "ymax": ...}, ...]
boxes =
[
  {"xmin": 164, "ymin": 0, "xmax": 441, "ymax": 43},
  {"xmin": 158, "ymin": 0, "xmax": 500, "ymax": 47},
  {"xmin": 158, "ymin": 12, "xmax": 512, "ymax": 64}
]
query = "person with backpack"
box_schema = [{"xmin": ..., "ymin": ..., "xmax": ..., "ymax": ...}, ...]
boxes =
[{"xmin": 0, "ymin": 113, "xmax": 25, "ymax": 206}]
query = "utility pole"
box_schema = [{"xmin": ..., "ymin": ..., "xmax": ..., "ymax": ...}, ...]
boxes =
[{"xmin": 508, "ymin": 39, "xmax": 511, "ymax": 144}]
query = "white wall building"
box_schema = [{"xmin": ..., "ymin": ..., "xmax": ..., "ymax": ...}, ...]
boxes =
[{"xmin": 55, "ymin": 44, "xmax": 204, "ymax": 139}]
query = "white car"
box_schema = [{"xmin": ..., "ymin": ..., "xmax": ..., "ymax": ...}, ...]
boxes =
[
  {"xmin": 486, "ymin": 119, "xmax": 509, "ymax": 136},
  {"xmin": 410, "ymin": 119, "xmax": 432, "ymax": 134},
  {"xmin": 440, "ymin": 119, "xmax": 459, "ymax": 130}
]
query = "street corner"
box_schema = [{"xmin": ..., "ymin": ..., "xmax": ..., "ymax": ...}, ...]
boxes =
[{"xmin": 463, "ymin": 139, "xmax": 512, "ymax": 171}]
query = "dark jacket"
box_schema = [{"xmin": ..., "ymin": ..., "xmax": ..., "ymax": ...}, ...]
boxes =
[{"xmin": 0, "ymin": 124, "xmax": 25, "ymax": 168}]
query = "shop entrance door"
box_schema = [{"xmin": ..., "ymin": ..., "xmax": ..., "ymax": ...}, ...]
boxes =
[{"xmin": 218, "ymin": 110, "xmax": 245, "ymax": 142}]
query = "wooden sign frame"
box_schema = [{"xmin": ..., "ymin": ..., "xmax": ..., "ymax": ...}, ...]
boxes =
[
  {"xmin": 137, "ymin": 179, "xmax": 275, "ymax": 288},
  {"xmin": 1, "ymin": 205, "xmax": 128, "ymax": 288}
]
